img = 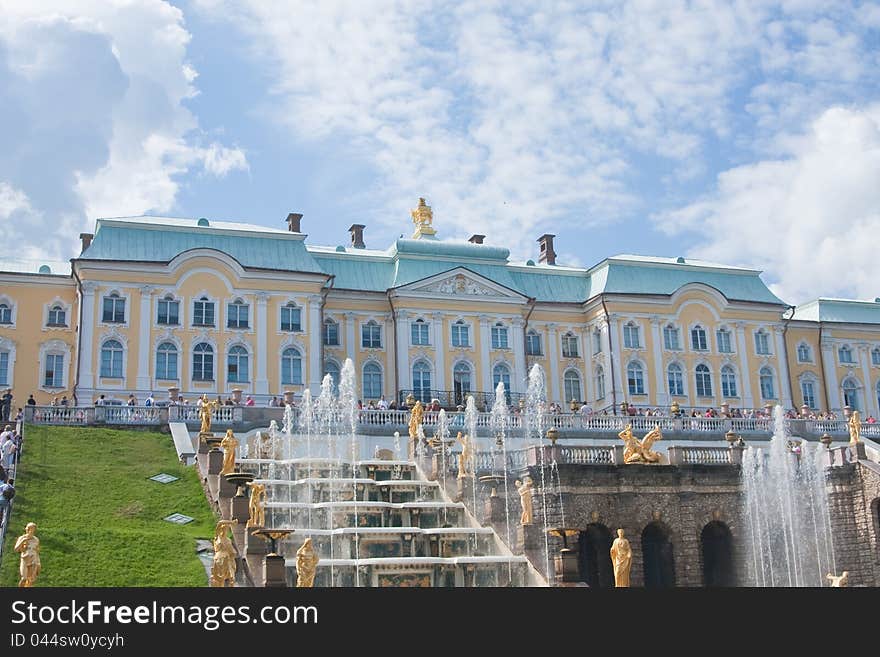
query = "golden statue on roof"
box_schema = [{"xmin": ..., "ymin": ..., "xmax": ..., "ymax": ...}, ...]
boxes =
[{"xmin": 411, "ymin": 197, "xmax": 437, "ymax": 239}]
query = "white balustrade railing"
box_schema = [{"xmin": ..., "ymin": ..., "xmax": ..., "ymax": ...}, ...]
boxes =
[
  {"xmin": 679, "ymin": 446, "xmax": 731, "ymax": 465},
  {"xmin": 96, "ymin": 405, "xmax": 165, "ymax": 425},
  {"xmin": 170, "ymin": 405, "xmax": 240, "ymax": 424},
  {"xmin": 559, "ymin": 446, "xmax": 614, "ymax": 465},
  {"xmin": 26, "ymin": 406, "xmax": 93, "ymax": 425}
]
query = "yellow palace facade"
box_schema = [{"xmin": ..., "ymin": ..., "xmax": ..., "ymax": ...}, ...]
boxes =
[{"xmin": 1, "ymin": 198, "xmax": 880, "ymax": 416}]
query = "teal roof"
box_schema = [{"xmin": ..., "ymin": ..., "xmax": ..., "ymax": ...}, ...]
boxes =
[{"xmin": 792, "ymin": 298, "xmax": 880, "ymax": 324}]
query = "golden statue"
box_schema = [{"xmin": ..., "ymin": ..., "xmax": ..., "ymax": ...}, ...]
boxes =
[
  {"xmin": 620, "ymin": 424, "xmax": 663, "ymax": 464},
  {"xmin": 515, "ymin": 477, "xmax": 534, "ymax": 525},
  {"xmin": 210, "ymin": 520, "xmax": 237, "ymax": 587},
  {"xmin": 408, "ymin": 401, "xmax": 424, "ymax": 457},
  {"xmin": 247, "ymin": 482, "xmax": 267, "ymax": 528},
  {"xmin": 610, "ymin": 528, "xmax": 632, "ymax": 587},
  {"xmin": 295, "ymin": 537, "xmax": 319, "ymax": 588},
  {"xmin": 848, "ymin": 410, "xmax": 861, "ymax": 444},
  {"xmin": 410, "ymin": 197, "xmax": 437, "ymax": 238},
  {"xmin": 456, "ymin": 431, "xmax": 473, "ymax": 479},
  {"xmin": 219, "ymin": 429, "xmax": 238, "ymax": 476},
  {"xmin": 14, "ymin": 522, "xmax": 41, "ymax": 587},
  {"xmin": 827, "ymin": 571, "xmax": 849, "ymax": 587},
  {"xmin": 198, "ymin": 393, "xmax": 219, "ymax": 435}
]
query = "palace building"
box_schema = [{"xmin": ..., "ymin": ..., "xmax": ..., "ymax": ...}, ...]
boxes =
[{"xmin": 1, "ymin": 198, "xmax": 880, "ymax": 415}]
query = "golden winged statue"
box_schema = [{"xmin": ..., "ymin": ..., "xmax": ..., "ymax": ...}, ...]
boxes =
[{"xmin": 619, "ymin": 424, "xmax": 663, "ymax": 464}]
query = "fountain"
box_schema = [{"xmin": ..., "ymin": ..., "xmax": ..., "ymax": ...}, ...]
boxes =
[
  {"xmin": 741, "ymin": 405, "xmax": 836, "ymax": 586},
  {"xmin": 525, "ymin": 364, "xmax": 552, "ymax": 579}
]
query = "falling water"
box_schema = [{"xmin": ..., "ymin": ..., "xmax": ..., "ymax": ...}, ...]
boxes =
[
  {"xmin": 488, "ymin": 384, "xmax": 513, "ymax": 582},
  {"xmin": 338, "ymin": 359, "xmax": 360, "ymax": 586},
  {"xmin": 741, "ymin": 405, "xmax": 836, "ymax": 586},
  {"xmin": 464, "ymin": 396, "xmax": 479, "ymax": 558},
  {"xmin": 526, "ymin": 364, "xmax": 551, "ymax": 580},
  {"xmin": 298, "ymin": 390, "xmax": 314, "ymax": 530},
  {"xmin": 315, "ymin": 374, "xmax": 337, "ymax": 584},
  {"xmin": 437, "ymin": 409, "xmax": 450, "ymax": 526}
]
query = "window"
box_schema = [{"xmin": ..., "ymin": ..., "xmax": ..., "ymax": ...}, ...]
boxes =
[
  {"xmin": 0, "ymin": 303, "xmax": 11, "ymax": 325},
  {"xmin": 877, "ymin": 381, "xmax": 880, "ymax": 412},
  {"xmin": 667, "ymin": 363, "xmax": 684, "ymax": 396},
  {"xmin": 663, "ymin": 325, "xmax": 680, "ymax": 350},
  {"xmin": 453, "ymin": 362, "xmax": 472, "ymax": 403},
  {"xmin": 155, "ymin": 342, "xmax": 178, "ymax": 380},
  {"xmin": 227, "ymin": 300, "xmax": 249, "ymax": 329},
  {"xmin": 102, "ymin": 293, "xmax": 125, "ymax": 323},
  {"xmin": 281, "ymin": 303, "xmax": 302, "ymax": 332},
  {"xmin": 759, "ymin": 367, "xmax": 775, "ymax": 399},
  {"xmin": 411, "ymin": 319, "xmax": 429, "ymax": 346},
  {"xmin": 839, "ymin": 345, "xmax": 855, "ymax": 364},
  {"xmin": 801, "ymin": 380, "xmax": 816, "ymax": 409},
  {"xmin": 716, "ymin": 328, "xmax": 733, "ymax": 354},
  {"xmin": 491, "ymin": 323, "xmax": 509, "ymax": 349},
  {"xmin": 721, "ymin": 365, "xmax": 738, "ymax": 398},
  {"xmin": 691, "ymin": 325, "xmax": 708, "ymax": 351},
  {"xmin": 564, "ymin": 370, "xmax": 582, "ymax": 403},
  {"xmin": 627, "ymin": 362, "xmax": 645, "ymax": 395},
  {"xmin": 493, "ymin": 363, "xmax": 511, "ymax": 391},
  {"xmin": 451, "ymin": 320, "xmax": 470, "ymax": 348},
  {"xmin": 100, "ymin": 339, "xmax": 124, "ymax": 378},
  {"xmin": 623, "ymin": 322, "xmax": 640, "ymax": 349},
  {"xmin": 323, "ymin": 318, "xmax": 339, "ymax": 345},
  {"xmin": 324, "ymin": 361, "xmax": 340, "ymax": 391},
  {"xmin": 595, "ymin": 365, "xmax": 606, "ymax": 400},
  {"xmin": 562, "ymin": 333, "xmax": 579, "ymax": 358},
  {"xmin": 363, "ymin": 363, "xmax": 382, "ymax": 399},
  {"xmin": 157, "ymin": 296, "xmax": 179, "ymax": 325},
  {"xmin": 192, "ymin": 343, "xmax": 214, "ymax": 381},
  {"xmin": 872, "ymin": 348, "xmax": 880, "ymax": 366},
  {"xmin": 842, "ymin": 379, "xmax": 859, "ymax": 410},
  {"xmin": 526, "ymin": 330, "xmax": 542, "ymax": 356},
  {"xmin": 754, "ymin": 330, "xmax": 770, "ymax": 355},
  {"xmin": 412, "ymin": 361, "xmax": 432, "ymax": 402},
  {"xmin": 0, "ymin": 351, "xmax": 8, "ymax": 386},
  {"xmin": 797, "ymin": 343, "xmax": 812, "ymax": 363},
  {"xmin": 695, "ymin": 364, "xmax": 712, "ymax": 397},
  {"xmin": 281, "ymin": 348, "xmax": 303, "ymax": 385},
  {"xmin": 44, "ymin": 353, "xmax": 64, "ymax": 387},
  {"xmin": 593, "ymin": 329, "xmax": 603, "ymax": 354},
  {"xmin": 47, "ymin": 304, "xmax": 66, "ymax": 326},
  {"xmin": 193, "ymin": 297, "xmax": 215, "ymax": 326},
  {"xmin": 227, "ymin": 345, "xmax": 249, "ymax": 382},
  {"xmin": 362, "ymin": 321, "xmax": 382, "ymax": 348}
]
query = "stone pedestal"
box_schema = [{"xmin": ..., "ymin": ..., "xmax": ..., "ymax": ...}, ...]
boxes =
[
  {"xmin": 264, "ymin": 554, "xmax": 287, "ymax": 587},
  {"xmin": 729, "ymin": 445, "xmax": 745, "ymax": 465},
  {"xmin": 207, "ymin": 448, "xmax": 223, "ymax": 475},
  {"xmin": 198, "ymin": 432, "xmax": 213, "ymax": 455},
  {"xmin": 232, "ymin": 388, "xmax": 243, "ymax": 404},
  {"xmin": 611, "ymin": 444, "xmax": 626, "ymax": 465},
  {"xmin": 485, "ymin": 494, "xmax": 505, "ymax": 524},
  {"xmin": 168, "ymin": 386, "xmax": 180, "ymax": 402},
  {"xmin": 246, "ymin": 527, "xmax": 267, "ymax": 556},
  {"xmin": 283, "ymin": 390, "xmax": 296, "ymax": 405},
  {"xmin": 517, "ymin": 523, "xmax": 544, "ymax": 553},
  {"xmin": 554, "ymin": 548, "xmax": 580, "ymax": 584},
  {"xmin": 219, "ymin": 475, "xmax": 237, "ymax": 499},
  {"xmin": 527, "ymin": 445, "xmax": 561, "ymax": 467},
  {"xmin": 851, "ymin": 441, "xmax": 867, "ymax": 460},
  {"xmin": 231, "ymin": 494, "xmax": 249, "ymax": 523}
]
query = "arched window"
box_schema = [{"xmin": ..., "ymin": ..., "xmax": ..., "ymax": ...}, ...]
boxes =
[
  {"xmin": 323, "ymin": 318, "xmax": 339, "ymax": 345},
  {"xmin": 227, "ymin": 299, "xmax": 249, "ymax": 329},
  {"xmin": 627, "ymin": 362, "xmax": 645, "ymax": 395},
  {"xmin": 281, "ymin": 348, "xmax": 302, "ymax": 385},
  {"xmin": 361, "ymin": 320, "xmax": 382, "ymax": 348},
  {"xmin": 493, "ymin": 363, "xmax": 511, "ymax": 391},
  {"xmin": 453, "ymin": 362, "xmax": 472, "ymax": 404},
  {"xmin": 281, "ymin": 302, "xmax": 302, "ymax": 332},
  {"xmin": 797, "ymin": 343, "xmax": 812, "ymax": 363},
  {"xmin": 595, "ymin": 365, "xmax": 606, "ymax": 400},
  {"xmin": 872, "ymin": 347, "xmax": 880, "ymax": 366},
  {"xmin": 323, "ymin": 361, "xmax": 340, "ymax": 390},
  {"xmin": 451, "ymin": 320, "xmax": 470, "ymax": 348},
  {"xmin": 526, "ymin": 329, "xmax": 542, "ymax": 356},
  {"xmin": 100, "ymin": 339, "xmax": 124, "ymax": 378},
  {"xmin": 562, "ymin": 332, "xmax": 579, "ymax": 358},
  {"xmin": 663, "ymin": 325, "xmax": 680, "ymax": 350},
  {"xmin": 157, "ymin": 295, "xmax": 178, "ymax": 325},
  {"xmin": 839, "ymin": 345, "xmax": 855, "ymax": 364},
  {"xmin": 47, "ymin": 304, "xmax": 66, "ymax": 326},
  {"xmin": 801, "ymin": 378, "xmax": 817, "ymax": 409},
  {"xmin": 716, "ymin": 328, "xmax": 733, "ymax": 354},
  {"xmin": 412, "ymin": 361, "xmax": 432, "ymax": 402},
  {"xmin": 695, "ymin": 364, "xmax": 712, "ymax": 397},
  {"xmin": 192, "ymin": 343, "xmax": 214, "ymax": 381},
  {"xmin": 691, "ymin": 325, "xmax": 708, "ymax": 351},
  {"xmin": 754, "ymin": 329, "xmax": 770, "ymax": 355},
  {"xmin": 623, "ymin": 322, "xmax": 640, "ymax": 349},
  {"xmin": 667, "ymin": 363, "xmax": 684, "ymax": 396},
  {"xmin": 564, "ymin": 370, "xmax": 582, "ymax": 403},
  {"xmin": 759, "ymin": 367, "xmax": 775, "ymax": 399},
  {"xmin": 842, "ymin": 378, "xmax": 860, "ymax": 411},
  {"xmin": 155, "ymin": 342, "xmax": 178, "ymax": 380},
  {"xmin": 0, "ymin": 303, "xmax": 11, "ymax": 325},
  {"xmin": 491, "ymin": 323, "xmax": 508, "ymax": 349},
  {"xmin": 411, "ymin": 318, "xmax": 429, "ymax": 346},
  {"xmin": 102, "ymin": 292, "xmax": 125, "ymax": 323},
  {"xmin": 363, "ymin": 363, "xmax": 382, "ymax": 399},
  {"xmin": 227, "ymin": 345, "xmax": 249, "ymax": 382},
  {"xmin": 720, "ymin": 365, "xmax": 738, "ymax": 398}
]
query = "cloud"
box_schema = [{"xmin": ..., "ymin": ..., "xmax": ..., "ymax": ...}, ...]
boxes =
[
  {"xmin": 0, "ymin": 0, "xmax": 246, "ymax": 262},
  {"xmin": 655, "ymin": 105, "xmax": 880, "ymax": 304}
]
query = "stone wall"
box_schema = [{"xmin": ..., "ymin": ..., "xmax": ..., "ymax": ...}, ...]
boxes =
[{"xmin": 827, "ymin": 460, "xmax": 880, "ymax": 587}]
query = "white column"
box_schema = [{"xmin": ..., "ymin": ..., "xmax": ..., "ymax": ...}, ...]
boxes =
[
  {"xmin": 773, "ymin": 326, "xmax": 793, "ymax": 409},
  {"xmin": 345, "ymin": 312, "xmax": 356, "ymax": 363},
  {"xmin": 650, "ymin": 317, "xmax": 665, "ymax": 406},
  {"xmin": 308, "ymin": 295, "xmax": 322, "ymax": 395},
  {"xmin": 135, "ymin": 285, "xmax": 152, "ymax": 391},
  {"xmin": 396, "ymin": 310, "xmax": 410, "ymax": 391},
  {"xmin": 735, "ymin": 323, "xmax": 754, "ymax": 408},
  {"xmin": 78, "ymin": 281, "xmax": 97, "ymax": 392},
  {"xmin": 607, "ymin": 315, "xmax": 623, "ymax": 404},
  {"xmin": 583, "ymin": 327, "xmax": 594, "ymax": 402},
  {"xmin": 478, "ymin": 314, "xmax": 491, "ymax": 394},
  {"xmin": 432, "ymin": 313, "xmax": 446, "ymax": 392},
  {"xmin": 383, "ymin": 312, "xmax": 394, "ymax": 398},
  {"xmin": 255, "ymin": 293, "xmax": 269, "ymax": 395},
  {"xmin": 858, "ymin": 343, "xmax": 878, "ymax": 416},
  {"xmin": 511, "ymin": 318, "xmax": 526, "ymax": 394},
  {"xmin": 546, "ymin": 323, "xmax": 561, "ymax": 404},
  {"xmin": 820, "ymin": 339, "xmax": 840, "ymax": 412}
]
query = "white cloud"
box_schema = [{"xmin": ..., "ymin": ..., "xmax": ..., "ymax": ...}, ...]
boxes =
[{"xmin": 655, "ymin": 105, "xmax": 880, "ymax": 304}]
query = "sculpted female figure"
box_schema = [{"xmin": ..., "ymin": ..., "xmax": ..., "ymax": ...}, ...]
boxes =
[
  {"xmin": 220, "ymin": 429, "xmax": 238, "ymax": 476},
  {"xmin": 296, "ymin": 537, "xmax": 319, "ymax": 588},
  {"xmin": 210, "ymin": 520, "xmax": 237, "ymax": 587},
  {"xmin": 15, "ymin": 522, "xmax": 41, "ymax": 587},
  {"xmin": 610, "ymin": 528, "xmax": 632, "ymax": 588},
  {"xmin": 515, "ymin": 477, "xmax": 534, "ymax": 525},
  {"xmin": 247, "ymin": 482, "xmax": 267, "ymax": 528}
]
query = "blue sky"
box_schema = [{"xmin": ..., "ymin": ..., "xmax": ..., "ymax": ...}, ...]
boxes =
[{"xmin": 1, "ymin": 1, "xmax": 879, "ymax": 304}]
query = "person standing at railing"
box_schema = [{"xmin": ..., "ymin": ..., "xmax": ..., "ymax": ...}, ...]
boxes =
[
  {"xmin": 1, "ymin": 390, "xmax": 12, "ymax": 422},
  {"xmin": 1, "ymin": 429, "xmax": 16, "ymax": 472}
]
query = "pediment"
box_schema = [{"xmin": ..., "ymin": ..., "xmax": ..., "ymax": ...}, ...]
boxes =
[{"xmin": 398, "ymin": 268, "xmax": 526, "ymax": 301}]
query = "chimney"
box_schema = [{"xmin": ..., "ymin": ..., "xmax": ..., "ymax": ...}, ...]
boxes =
[
  {"xmin": 468, "ymin": 234, "xmax": 485, "ymax": 244},
  {"xmin": 79, "ymin": 232, "xmax": 94, "ymax": 253},
  {"xmin": 537, "ymin": 234, "xmax": 556, "ymax": 265},
  {"xmin": 286, "ymin": 212, "xmax": 303, "ymax": 233},
  {"xmin": 349, "ymin": 224, "xmax": 366, "ymax": 249}
]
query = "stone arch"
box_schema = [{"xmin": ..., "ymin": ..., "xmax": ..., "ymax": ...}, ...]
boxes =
[
  {"xmin": 578, "ymin": 523, "xmax": 614, "ymax": 588},
  {"xmin": 700, "ymin": 521, "xmax": 735, "ymax": 587},
  {"xmin": 641, "ymin": 521, "xmax": 676, "ymax": 588}
]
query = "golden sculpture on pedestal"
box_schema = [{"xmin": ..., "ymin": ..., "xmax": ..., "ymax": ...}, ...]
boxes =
[
  {"xmin": 456, "ymin": 431, "xmax": 473, "ymax": 479},
  {"xmin": 848, "ymin": 411, "xmax": 861, "ymax": 444},
  {"xmin": 827, "ymin": 571, "xmax": 849, "ymax": 587},
  {"xmin": 619, "ymin": 424, "xmax": 663, "ymax": 464},
  {"xmin": 408, "ymin": 401, "xmax": 424, "ymax": 456},
  {"xmin": 515, "ymin": 477, "xmax": 534, "ymax": 525},
  {"xmin": 210, "ymin": 520, "xmax": 237, "ymax": 587},
  {"xmin": 199, "ymin": 393, "xmax": 219, "ymax": 435},
  {"xmin": 610, "ymin": 528, "xmax": 632, "ymax": 588},
  {"xmin": 410, "ymin": 197, "xmax": 437, "ymax": 238},
  {"xmin": 14, "ymin": 522, "xmax": 41, "ymax": 587},
  {"xmin": 295, "ymin": 537, "xmax": 319, "ymax": 588},
  {"xmin": 247, "ymin": 482, "xmax": 267, "ymax": 528},
  {"xmin": 219, "ymin": 429, "xmax": 238, "ymax": 476}
]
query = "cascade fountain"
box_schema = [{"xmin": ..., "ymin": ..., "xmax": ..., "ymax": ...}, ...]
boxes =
[
  {"xmin": 741, "ymin": 405, "xmax": 836, "ymax": 586},
  {"xmin": 525, "ymin": 364, "xmax": 552, "ymax": 579}
]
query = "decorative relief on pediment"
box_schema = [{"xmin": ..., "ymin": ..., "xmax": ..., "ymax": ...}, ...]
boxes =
[{"xmin": 418, "ymin": 273, "xmax": 495, "ymax": 297}]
